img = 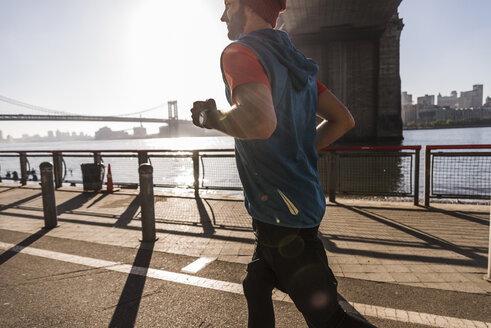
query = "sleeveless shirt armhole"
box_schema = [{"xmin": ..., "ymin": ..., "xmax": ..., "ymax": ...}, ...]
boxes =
[{"xmin": 221, "ymin": 43, "xmax": 272, "ymax": 102}]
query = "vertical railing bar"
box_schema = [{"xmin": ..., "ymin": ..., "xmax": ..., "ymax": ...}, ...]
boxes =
[
  {"xmin": 19, "ymin": 152, "xmax": 28, "ymax": 185},
  {"xmin": 414, "ymin": 148, "xmax": 420, "ymax": 205},
  {"xmin": 424, "ymin": 147, "xmax": 431, "ymax": 206},
  {"xmin": 192, "ymin": 150, "xmax": 199, "ymax": 196},
  {"xmin": 328, "ymin": 151, "xmax": 337, "ymax": 203}
]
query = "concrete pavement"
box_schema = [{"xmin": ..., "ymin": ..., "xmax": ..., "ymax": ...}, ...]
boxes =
[{"xmin": 0, "ymin": 183, "xmax": 490, "ymax": 327}]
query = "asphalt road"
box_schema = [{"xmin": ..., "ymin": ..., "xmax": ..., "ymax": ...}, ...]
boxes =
[{"xmin": 0, "ymin": 229, "xmax": 489, "ymax": 327}]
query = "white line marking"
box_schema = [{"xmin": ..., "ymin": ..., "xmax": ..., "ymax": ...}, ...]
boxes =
[
  {"xmin": 0, "ymin": 241, "xmax": 489, "ymax": 328},
  {"xmin": 181, "ymin": 257, "xmax": 216, "ymax": 274}
]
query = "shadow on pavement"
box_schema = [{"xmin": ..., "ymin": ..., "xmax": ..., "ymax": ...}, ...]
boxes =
[
  {"xmin": 86, "ymin": 192, "xmax": 109, "ymax": 208},
  {"xmin": 0, "ymin": 229, "xmax": 48, "ymax": 266},
  {"xmin": 321, "ymin": 203, "xmax": 487, "ymax": 267},
  {"xmin": 0, "ymin": 192, "xmax": 42, "ymax": 211},
  {"xmin": 57, "ymin": 192, "xmax": 98, "ymax": 215},
  {"xmin": 0, "ymin": 186, "xmax": 17, "ymax": 194},
  {"xmin": 196, "ymin": 196, "xmax": 215, "ymax": 235},
  {"xmin": 428, "ymin": 207, "xmax": 489, "ymax": 226},
  {"xmin": 114, "ymin": 196, "xmax": 140, "ymax": 228},
  {"xmin": 109, "ymin": 242, "xmax": 154, "ymax": 328},
  {"xmin": 1, "ymin": 211, "xmax": 255, "ymax": 245}
]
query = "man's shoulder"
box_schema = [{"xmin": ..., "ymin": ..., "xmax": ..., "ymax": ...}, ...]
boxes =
[
  {"xmin": 222, "ymin": 43, "xmax": 257, "ymax": 62},
  {"xmin": 223, "ymin": 43, "xmax": 252, "ymax": 55}
]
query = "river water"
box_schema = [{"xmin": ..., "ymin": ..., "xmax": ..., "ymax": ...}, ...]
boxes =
[
  {"xmin": 1, "ymin": 127, "xmax": 489, "ymax": 198},
  {"xmin": 0, "ymin": 126, "xmax": 489, "ymax": 151}
]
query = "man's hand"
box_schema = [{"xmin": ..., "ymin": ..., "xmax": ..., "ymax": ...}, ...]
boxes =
[
  {"xmin": 190, "ymin": 83, "xmax": 276, "ymax": 139},
  {"xmin": 191, "ymin": 99, "xmax": 217, "ymax": 129}
]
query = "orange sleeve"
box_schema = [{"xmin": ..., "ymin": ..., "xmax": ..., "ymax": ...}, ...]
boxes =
[
  {"xmin": 221, "ymin": 44, "xmax": 271, "ymax": 102},
  {"xmin": 317, "ymin": 80, "xmax": 327, "ymax": 95},
  {"xmin": 222, "ymin": 44, "xmax": 328, "ymax": 101}
]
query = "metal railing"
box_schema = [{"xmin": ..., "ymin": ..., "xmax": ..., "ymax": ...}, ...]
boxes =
[
  {"xmin": 0, "ymin": 149, "xmax": 241, "ymax": 192},
  {"xmin": 319, "ymin": 146, "xmax": 421, "ymax": 204},
  {"xmin": 1, "ymin": 145, "xmax": 490, "ymax": 205},
  {"xmin": 424, "ymin": 144, "xmax": 491, "ymax": 206}
]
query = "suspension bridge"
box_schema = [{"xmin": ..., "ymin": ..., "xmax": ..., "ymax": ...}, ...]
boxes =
[{"xmin": 0, "ymin": 95, "xmax": 177, "ymax": 123}]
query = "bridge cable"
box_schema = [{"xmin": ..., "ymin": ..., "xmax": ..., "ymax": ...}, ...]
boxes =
[{"xmin": 0, "ymin": 94, "xmax": 164, "ymax": 118}]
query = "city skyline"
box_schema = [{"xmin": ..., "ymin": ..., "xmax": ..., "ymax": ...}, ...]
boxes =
[{"xmin": 1, "ymin": 0, "xmax": 490, "ymax": 138}]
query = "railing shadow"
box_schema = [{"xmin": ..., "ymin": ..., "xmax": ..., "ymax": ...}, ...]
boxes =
[
  {"xmin": 196, "ymin": 195, "xmax": 215, "ymax": 235},
  {"xmin": 427, "ymin": 207, "xmax": 489, "ymax": 226},
  {"xmin": 0, "ymin": 192, "xmax": 42, "ymax": 211},
  {"xmin": 108, "ymin": 242, "xmax": 154, "ymax": 328},
  {"xmin": 2, "ymin": 211, "xmax": 254, "ymax": 245},
  {"xmin": 87, "ymin": 193, "xmax": 109, "ymax": 208},
  {"xmin": 114, "ymin": 196, "xmax": 140, "ymax": 228},
  {"xmin": 0, "ymin": 186, "xmax": 17, "ymax": 194},
  {"xmin": 324, "ymin": 203, "xmax": 487, "ymax": 267},
  {"xmin": 57, "ymin": 192, "xmax": 98, "ymax": 215},
  {"xmin": 0, "ymin": 229, "xmax": 48, "ymax": 266}
]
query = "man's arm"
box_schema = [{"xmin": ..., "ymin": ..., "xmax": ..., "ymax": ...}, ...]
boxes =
[
  {"xmin": 315, "ymin": 89, "xmax": 355, "ymax": 151},
  {"xmin": 191, "ymin": 82, "xmax": 277, "ymax": 140}
]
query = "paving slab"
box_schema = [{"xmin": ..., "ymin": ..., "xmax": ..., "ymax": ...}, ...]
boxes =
[{"xmin": 0, "ymin": 183, "xmax": 489, "ymax": 295}]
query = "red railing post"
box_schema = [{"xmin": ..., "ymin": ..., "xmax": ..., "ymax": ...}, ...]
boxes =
[
  {"xmin": 414, "ymin": 148, "xmax": 420, "ymax": 205},
  {"xmin": 424, "ymin": 147, "xmax": 431, "ymax": 207}
]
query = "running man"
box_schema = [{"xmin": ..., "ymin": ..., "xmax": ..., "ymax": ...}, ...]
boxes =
[{"xmin": 191, "ymin": 1, "xmax": 375, "ymax": 327}]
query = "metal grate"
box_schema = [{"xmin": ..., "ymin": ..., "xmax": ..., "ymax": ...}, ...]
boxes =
[
  {"xmin": 431, "ymin": 152, "xmax": 491, "ymax": 199},
  {"xmin": 318, "ymin": 150, "xmax": 416, "ymax": 197},
  {"xmin": 200, "ymin": 153, "xmax": 242, "ymax": 190},
  {"xmin": 150, "ymin": 154, "xmax": 194, "ymax": 188},
  {"xmin": 0, "ymin": 154, "xmax": 21, "ymax": 181}
]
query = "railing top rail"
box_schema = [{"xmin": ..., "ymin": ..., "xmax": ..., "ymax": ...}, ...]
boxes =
[
  {"xmin": 322, "ymin": 145, "xmax": 422, "ymax": 151},
  {"xmin": 0, "ymin": 148, "xmax": 236, "ymax": 154},
  {"xmin": 3, "ymin": 144, "xmax": 491, "ymax": 153},
  {"xmin": 426, "ymin": 144, "xmax": 491, "ymax": 150}
]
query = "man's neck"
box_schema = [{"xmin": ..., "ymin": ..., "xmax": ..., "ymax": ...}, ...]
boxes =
[{"xmin": 243, "ymin": 19, "xmax": 273, "ymax": 35}]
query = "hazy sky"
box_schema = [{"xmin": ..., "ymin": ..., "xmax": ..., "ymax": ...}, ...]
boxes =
[{"xmin": 0, "ymin": 0, "xmax": 490, "ymax": 138}]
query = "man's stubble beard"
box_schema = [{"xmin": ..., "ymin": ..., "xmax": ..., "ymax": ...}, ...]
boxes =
[{"xmin": 227, "ymin": 2, "xmax": 246, "ymax": 40}]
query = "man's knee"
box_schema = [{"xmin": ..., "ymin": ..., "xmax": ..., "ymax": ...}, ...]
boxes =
[{"xmin": 243, "ymin": 273, "xmax": 274, "ymax": 299}]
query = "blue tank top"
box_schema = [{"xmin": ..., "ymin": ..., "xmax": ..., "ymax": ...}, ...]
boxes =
[{"xmin": 220, "ymin": 29, "xmax": 326, "ymax": 228}]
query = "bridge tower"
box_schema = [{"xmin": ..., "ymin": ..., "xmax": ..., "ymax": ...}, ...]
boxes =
[
  {"xmin": 167, "ymin": 101, "xmax": 178, "ymax": 137},
  {"xmin": 279, "ymin": 0, "xmax": 404, "ymax": 143}
]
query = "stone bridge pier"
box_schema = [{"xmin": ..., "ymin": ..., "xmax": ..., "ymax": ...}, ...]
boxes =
[{"xmin": 279, "ymin": 0, "xmax": 404, "ymax": 143}]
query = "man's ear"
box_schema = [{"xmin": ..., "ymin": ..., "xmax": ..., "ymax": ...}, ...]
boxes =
[{"xmin": 243, "ymin": 4, "xmax": 254, "ymax": 16}]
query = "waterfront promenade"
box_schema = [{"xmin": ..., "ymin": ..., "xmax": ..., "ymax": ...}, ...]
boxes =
[{"xmin": 0, "ymin": 183, "xmax": 489, "ymax": 327}]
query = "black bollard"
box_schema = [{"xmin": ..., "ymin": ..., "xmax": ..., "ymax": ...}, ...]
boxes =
[
  {"xmin": 40, "ymin": 162, "xmax": 58, "ymax": 229},
  {"xmin": 138, "ymin": 163, "xmax": 156, "ymax": 242}
]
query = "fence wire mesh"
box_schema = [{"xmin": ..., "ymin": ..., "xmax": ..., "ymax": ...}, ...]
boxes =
[
  {"xmin": 318, "ymin": 151, "xmax": 414, "ymax": 196},
  {"xmin": 431, "ymin": 153, "xmax": 491, "ymax": 198},
  {"xmin": 0, "ymin": 154, "xmax": 21, "ymax": 182},
  {"xmin": 150, "ymin": 154, "xmax": 194, "ymax": 188},
  {"xmin": 62, "ymin": 154, "xmax": 93, "ymax": 183},
  {"xmin": 201, "ymin": 154, "xmax": 242, "ymax": 190}
]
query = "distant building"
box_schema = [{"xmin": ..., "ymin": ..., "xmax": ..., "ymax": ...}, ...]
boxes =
[
  {"xmin": 48, "ymin": 131, "xmax": 54, "ymax": 138},
  {"xmin": 401, "ymin": 92, "xmax": 413, "ymax": 106},
  {"xmin": 401, "ymin": 92, "xmax": 415, "ymax": 125},
  {"xmin": 0, "ymin": 130, "xmax": 3, "ymax": 140},
  {"xmin": 417, "ymin": 94, "xmax": 435, "ymax": 106},
  {"xmin": 133, "ymin": 126, "xmax": 147, "ymax": 138},
  {"xmin": 95, "ymin": 126, "xmax": 129, "ymax": 140},
  {"xmin": 437, "ymin": 91, "xmax": 458, "ymax": 108},
  {"xmin": 484, "ymin": 96, "xmax": 491, "ymax": 108},
  {"xmin": 459, "ymin": 84, "xmax": 483, "ymax": 108}
]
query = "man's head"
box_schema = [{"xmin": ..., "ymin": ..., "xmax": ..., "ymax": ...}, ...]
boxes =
[{"xmin": 221, "ymin": 0, "xmax": 286, "ymax": 40}]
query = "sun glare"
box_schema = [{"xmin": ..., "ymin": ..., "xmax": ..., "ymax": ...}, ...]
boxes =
[{"xmin": 127, "ymin": 1, "xmax": 230, "ymax": 120}]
